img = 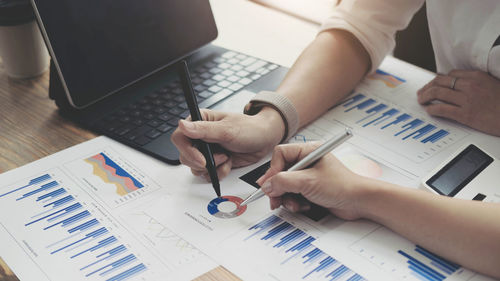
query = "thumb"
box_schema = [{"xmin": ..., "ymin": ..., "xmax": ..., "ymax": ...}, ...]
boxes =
[
  {"xmin": 178, "ymin": 119, "xmax": 237, "ymax": 144},
  {"xmin": 262, "ymin": 170, "xmax": 314, "ymax": 198}
]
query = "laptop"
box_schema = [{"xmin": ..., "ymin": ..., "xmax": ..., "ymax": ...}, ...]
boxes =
[{"xmin": 31, "ymin": 0, "xmax": 288, "ymax": 165}]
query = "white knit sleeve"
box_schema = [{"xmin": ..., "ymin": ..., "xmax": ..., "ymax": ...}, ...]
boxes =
[{"xmin": 320, "ymin": 0, "xmax": 425, "ymax": 73}]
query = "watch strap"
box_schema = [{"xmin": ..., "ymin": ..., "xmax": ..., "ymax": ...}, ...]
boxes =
[{"xmin": 244, "ymin": 91, "xmax": 299, "ymax": 143}]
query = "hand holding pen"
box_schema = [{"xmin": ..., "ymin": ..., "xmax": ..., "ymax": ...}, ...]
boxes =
[{"xmin": 241, "ymin": 129, "xmax": 353, "ymax": 213}]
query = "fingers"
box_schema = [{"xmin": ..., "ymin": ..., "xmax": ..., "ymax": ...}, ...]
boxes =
[
  {"xmin": 189, "ymin": 153, "xmax": 232, "ymax": 179},
  {"xmin": 419, "ymin": 74, "xmax": 455, "ymax": 93},
  {"xmin": 423, "ymin": 103, "xmax": 463, "ymax": 122},
  {"xmin": 282, "ymin": 194, "xmax": 311, "ymax": 212},
  {"xmin": 172, "ymin": 129, "xmax": 206, "ymax": 168},
  {"xmin": 190, "ymin": 153, "xmax": 230, "ymax": 179},
  {"xmin": 262, "ymin": 169, "xmax": 314, "ymax": 197},
  {"xmin": 258, "ymin": 143, "xmax": 320, "ymax": 185},
  {"xmin": 178, "ymin": 118, "xmax": 238, "ymax": 144},
  {"xmin": 417, "ymin": 85, "xmax": 464, "ymax": 106}
]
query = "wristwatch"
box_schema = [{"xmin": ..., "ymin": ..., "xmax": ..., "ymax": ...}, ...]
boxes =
[{"xmin": 243, "ymin": 91, "xmax": 299, "ymax": 143}]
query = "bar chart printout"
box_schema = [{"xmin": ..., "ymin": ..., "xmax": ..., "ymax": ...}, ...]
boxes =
[
  {"xmin": 324, "ymin": 92, "xmax": 469, "ymax": 162},
  {"xmin": 348, "ymin": 226, "xmax": 473, "ymax": 281},
  {"xmin": 0, "ymin": 171, "xmax": 154, "ymax": 281},
  {"xmin": 223, "ymin": 214, "xmax": 366, "ymax": 281}
]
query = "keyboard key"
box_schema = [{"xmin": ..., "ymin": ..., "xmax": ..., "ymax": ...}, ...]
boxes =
[
  {"xmin": 119, "ymin": 116, "xmax": 132, "ymax": 123},
  {"xmin": 157, "ymin": 123, "xmax": 172, "ymax": 133},
  {"xmin": 174, "ymin": 95, "xmax": 185, "ymax": 102},
  {"xmin": 198, "ymin": 90, "xmax": 213, "ymax": 98},
  {"xmin": 203, "ymin": 79, "xmax": 217, "ymax": 86},
  {"xmin": 217, "ymin": 80, "xmax": 231, "ymax": 88},
  {"xmin": 199, "ymin": 89, "xmax": 234, "ymax": 109},
  {"xmin": 217, "ymin": 62, "xmax": 231, "ymax": 69},
  {"xmin": 230, "ymin": 64, "xmax": 243, "ymax": 71},
  {"xmin": 239, "ymin": 77, "xmax": 252, "ymax": 85},
  {"xmin": 227, "ymin": 58, "xmax": 239, "ymax": 64},
  {"xmin": 128, "ymin": 124, "xmax": 154, "ymax": 138},
  {"xmin": 132, "ymin": 119, "xmax": 145, "ymax": 126},
  {"xmin": 148, "ymin": 119, "xmax": 161, "ymax": 127},
  {"xmin": 130, "ymin": 110, "xmax": 142, "ymax": 117},
  {"xmin": 168, "ymin": 107, "xmax": 183, "ymax": 116},
  {"xmin": 143, "ymin": 113, "xmax": 155, "ymax": 120},
  {"xmin": 156, "ymin": 87, "xmax": 169, "ymax": 94},
  {"xmin": 161, "ymin": 93, "xmax": 175, "ymax": 100},
  {"xmin": 208, "ymin": 85, "xmax": 222, "ymax": 93},
  {"xmin": 268, "ymin": 64, "xmax": 278, "ymax": 70},
  {"xmin": 221, "ymin": 70, "xmax": 234, "ymax": 76},
  {"xmin": 152, "ymin": 99, "xmax": 163, "ymax": 105},
  {"xmin": 240, "ymin": 57, "xmax": 256, "ymax": 66},
  {"xmin": 163, "ymin": 101, "xmax": 177, "ymax": 108},
  {"xmin": 172, "ymin": 88, "xmax": 183, "ymax": 95},
  {"xmin": 104, "ymin": 121, "xmax": 121, "ymax": 133},
  {"xmin": 116, "ymin": 126, "xmax": 132, "ymax": 136},
  {"xmin": 200, "ymin": 72, "xmax": 212, "ymax": 79},
  {"xmin": 146, "ymin": 130, "xmax": 162, "ymax": 139},
  {"xmin": 140, "ymin": 104, "xmax": 153, "ymax": 111},
  {"xmin": 194, "ymin": 85, "xmax": 206, "ymax": 92},
  {"xmin": 222, "ymin": 51, "xmax": 237, "ymax": 58},
  {"xmin": 167, "ymin": 117, "xmax": 180, "ymax": 127},
  {"xmin": 134, "ymin": 136, "xmax": 152, "ymax": 146},
  {"xmin": 236, "ymin": 54, "xmax": 247, "ymax": 60},
  {"xmin": 158, "ymin": 113, "xmax": 171, "ymax": 121},
  {"xmin": 209, "ymin": 68, "xmax": 222, "ymax": 74},
  {"xmin": 236, "ymin": 70, "xmax": 249, "ymax": 77},
  {"xmin": 179, "ymin": 110, "xmax": 190, "ymax": 119},
  {"xmin": 194, "ymin": 67, "xmax": 207, "ymax": 74},
  {"xmin": 192, "ymin": 77, "xmax": 203, "ymax": 84},
  {"xmin": 227, "ymin": 75, "xmax": 239, "ymax": 82},
  {"xmin": 250, "ymin": 74, "xmax": 261, "ymax": 80},
  {"xmin": 228, "ymin": 83, "xmax": 243, "ymax": 92},
  {"xmin": 246, "ymin": 60, "xmax": 267, "ymax": 72},
  {"xmin": 212, "ymin": 74, "xmax": 225, "ymax": 81},
  {"xmin": 153, "ymin": 107, "xmax": 167, "ymax": 114},
  {"xmin": 178, "ymin": 102, "xmax": 188, "ymax": 109}
]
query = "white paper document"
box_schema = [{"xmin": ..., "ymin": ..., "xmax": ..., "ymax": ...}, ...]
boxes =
[
  {"xmin": 143, "ymin": 159, "xmax": 377, "ymax": 281},
  {"xmin": 293, "ymin": 57, "xmax": 500, "ymax": 184},
  {"xmin": 0, "ymin": 137, "xmax": 217, "ymax": 281}
]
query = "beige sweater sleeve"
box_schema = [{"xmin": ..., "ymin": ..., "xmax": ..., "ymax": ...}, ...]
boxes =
[{"xmin": 320, "ymin": 0, "xmax": 425, "ymax": 73}]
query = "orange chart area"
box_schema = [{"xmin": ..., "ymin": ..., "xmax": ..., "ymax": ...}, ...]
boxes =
[
  {"xmin": 85, "ymin": 153, "xmax": 144, "ymax": 196},
  {"xmin": 368, "ymin": 69, "xmax": 406, "ymax": 88}
]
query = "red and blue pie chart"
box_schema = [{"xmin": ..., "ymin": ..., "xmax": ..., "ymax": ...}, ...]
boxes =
[{"xmin": 207, "ymin": 195, "xmax": 247, "ymax": 219}]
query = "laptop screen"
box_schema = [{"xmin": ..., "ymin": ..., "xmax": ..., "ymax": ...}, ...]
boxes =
[{"xmin": 32, "ymin": 0, "xmax": 218, "ymax": 108}]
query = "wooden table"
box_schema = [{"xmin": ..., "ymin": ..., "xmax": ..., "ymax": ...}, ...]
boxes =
[{"xmin": 0, "ymin": 0, "xmax": 318, "ymax": 279}]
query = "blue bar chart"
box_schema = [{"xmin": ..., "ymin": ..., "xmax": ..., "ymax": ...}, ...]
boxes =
[
  {"xmin": 240, "ymin": 214, "xmax": 366, "ymax": 281},
  {"xmin": 322, "ymin": 92, "xmax": 470, "ymax": 162},
  {"xmin": 348, "ymin": 226, "xmax": 471, "ymax": 281},
  {"xmin": 0, "ymin": 171, "xmax": 150, "ymax": 281}
]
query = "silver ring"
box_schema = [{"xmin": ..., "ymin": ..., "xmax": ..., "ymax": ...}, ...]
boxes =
[{"xmin": 450, "ymin": 77, "xmax": 457, "ymax": 90}]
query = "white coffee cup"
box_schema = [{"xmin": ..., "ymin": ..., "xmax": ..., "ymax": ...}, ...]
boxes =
[{"xmin": 0, "ymin": 20, "xmax": 49, "ymax": 79}]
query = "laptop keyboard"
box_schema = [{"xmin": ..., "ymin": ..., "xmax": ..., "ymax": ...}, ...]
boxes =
[{"xmin": 99, "ymin": 51, "xmax": 279, "ymax": 147}]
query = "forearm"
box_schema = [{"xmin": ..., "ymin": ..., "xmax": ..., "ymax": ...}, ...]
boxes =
[
  {"xmin": 358, "ymin": 179, "xmax": 500, "ymax": 278},
  {"xmin": 277, "ymin": 29, "xmax": 370, "ymax": 127}
]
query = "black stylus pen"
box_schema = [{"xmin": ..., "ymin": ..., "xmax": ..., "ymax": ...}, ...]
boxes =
[{"xmin": 178, "ymin": 60, "xmax": 221, "ymax": 197}]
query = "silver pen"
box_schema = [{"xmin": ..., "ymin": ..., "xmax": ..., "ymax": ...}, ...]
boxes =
[{"xmin": 240, "ymin": 128, "xmax": 353, "ymax": 206}]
